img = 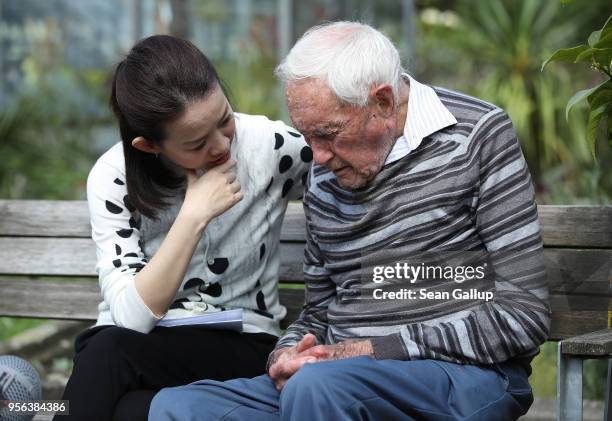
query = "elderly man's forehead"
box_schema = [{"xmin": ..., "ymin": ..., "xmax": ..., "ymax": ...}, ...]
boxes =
[{"xmin": 286, "ymin": 79, "xmax": 337, "ymax": 103}]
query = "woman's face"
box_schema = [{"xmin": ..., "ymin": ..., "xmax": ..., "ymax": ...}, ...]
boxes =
[{"xmin": 159, "ymin": 86, "xmax": 236, "ymax": 171}]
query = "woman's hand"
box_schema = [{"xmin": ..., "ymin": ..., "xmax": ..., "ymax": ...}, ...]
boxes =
[{"xmin": 182, "ymin": 159, "xmax": 244, "ymax": 226}]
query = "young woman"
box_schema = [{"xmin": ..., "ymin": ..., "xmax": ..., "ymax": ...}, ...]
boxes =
[{"xmin": 57, "ymin": 35, "xmax": 311, "ymax": 421}]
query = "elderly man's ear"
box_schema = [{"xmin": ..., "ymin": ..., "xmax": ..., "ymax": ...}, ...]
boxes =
[{"xmin": 370, "ymin": 84, "xmax": 395, "ymax": 118}]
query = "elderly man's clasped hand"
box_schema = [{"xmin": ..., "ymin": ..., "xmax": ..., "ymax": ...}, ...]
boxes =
[{"xmin": 267, "ymin": 334, "xmax": 374, "ymax": 390}]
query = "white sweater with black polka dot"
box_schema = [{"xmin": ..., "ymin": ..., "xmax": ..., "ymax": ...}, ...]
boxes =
[{"xmin": 87, "ymin": 113, "xmax": 311, "ymax": 335}]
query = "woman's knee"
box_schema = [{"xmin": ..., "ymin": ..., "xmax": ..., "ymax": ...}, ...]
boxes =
[{"xmin": 76, "ymin": 327, "xmax": 147, "ymax": 366}]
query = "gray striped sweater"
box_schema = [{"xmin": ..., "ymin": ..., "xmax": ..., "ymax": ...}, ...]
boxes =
[{"xmin": 275, "ymin": 87, "xmax": 551, "ymax": 365}]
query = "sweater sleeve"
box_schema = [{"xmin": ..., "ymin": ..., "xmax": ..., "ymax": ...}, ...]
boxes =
[
  {"xmin": 370, "ymin": 108, "xmax": 551, "ymax": 364},
  {"xmin": 87, "ymin": 155, "xmax": 163, "ymax": 333}
]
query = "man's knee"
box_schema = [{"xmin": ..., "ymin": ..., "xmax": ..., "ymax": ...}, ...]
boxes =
[
  {"xmin": 281, "ymin": 360, "xmax": 351, "ymax": 402},
  {"xmin": 148, "ymin": 387, "xmax": 187, "ymax": 421}
]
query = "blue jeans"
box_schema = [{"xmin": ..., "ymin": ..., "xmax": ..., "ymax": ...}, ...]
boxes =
[{"xmin": 149, "ymin": 356, "xmax": 532, "ymax": 420}]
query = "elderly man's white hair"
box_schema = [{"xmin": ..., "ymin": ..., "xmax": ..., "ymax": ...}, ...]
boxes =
[{"xmin": 276, "ymin": 21, "xmax": 404, "ymax": 107}]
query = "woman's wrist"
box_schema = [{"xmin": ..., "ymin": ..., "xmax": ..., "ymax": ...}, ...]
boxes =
[{"xmin": 176, "ymin": 206, "xmax": 211, "ymax": 234}]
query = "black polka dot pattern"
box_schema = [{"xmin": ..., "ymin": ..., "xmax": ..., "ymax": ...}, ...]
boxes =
[
  {"xmin": 124, "ymin": 252, "xmax": 138, "ymax": 258},
  {"xmin": 128, "ymin": 263, "xmax": 145, "ymax": 270},
  {"xmin": 123, "ymin": 195, "xmax": 136, "ymax": 212},
  {"xmin": 287, "ymin": 130, "xmax": 301, "ymax": 138},
  {"xmin": 113, "ymin": 178, "xmax": 125, "ymax": 185},
  {"xmin": 105, "ymin": 201, "xmax": 123, "ymax": 214},
  {"xmin": 282, "ymin": 179, "xmax": 294, "ymax": 198},
  {"xmin": 183, "ymin": 278, "xmax": 205, "ymax": 290},
  {"xmin": 203, "ymin": 282, "xmax": 222, "ymax": 297},
  {"xmin": 265, "ymin": 177, "xmax": 273, "ymax": 194},
  {"xmin": 274, "ymin": 133, "xmax": 284, "ymax": 150},
  {"xmin": 116, "ymin": 228, "xmax": 133, "ymax": 238},
  {"xmin": 300, "ymin": 146, "xmax": 313, "ymax": 163},
  {"xmin": 208, "ymin": 258, "xmax": 229, "ymax": 274},
  {"xmin": 115, "ymin": 244, "xmax": 122, "ymax": 255},
  {"xmin": 113, "ymin": 259, "xmax": 121, "ymax": 268},
  {"xmin": 279, "ymin": 156, "xmax": 293, "ymax": 173},
  {"xmin": 259, "ymin": 244, "xmax": 266, "ymax": 260},
  {"xmin": 256, "ymin": 291, "xmax": 267, "ymax": 311}
]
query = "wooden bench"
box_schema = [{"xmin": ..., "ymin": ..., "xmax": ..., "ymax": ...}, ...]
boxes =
[{"xmin": 0, "ymin": 200, "xmax": 610, "ymax": 421}]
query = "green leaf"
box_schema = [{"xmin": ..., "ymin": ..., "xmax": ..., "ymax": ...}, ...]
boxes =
[
  {"xmin": 541, "ymin": 45, "xmax": 588, "ymax": 71},
  {"xmin": 600, "ymin": 14, "xmax": 612, "ymax": 39},
  {"xmin": 588, "ymin": 85, "xmax": 612, "ymax": 110},
  {"xmin": 566, "ymin": 79, "xmax": 611, "ymax": 120},
  {"xmin": 575, "ymin": 47, "xmax": 612, "ymax": 66},
  {"xmin": 592, "ymin": 48, "xmax": 612, "ymax": 66},
  {"xmin": 586, "ymin": 104, "xmax": 608, "ymax": 158},
  {"xmin": 594, "ymin": 31, "xmax": 612, "ymax": 49},
  {"xmin": 588, "ymin": 29, "xmax": 602, "ymax": 47},
  {"xmin": 574, "ymin": 47, "xmax": 595, "ymax": 63}
]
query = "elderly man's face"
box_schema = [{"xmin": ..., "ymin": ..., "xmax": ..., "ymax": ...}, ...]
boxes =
[{"xmin": 286, "ymin": 79, "xmax": 396, "ymax": 189}]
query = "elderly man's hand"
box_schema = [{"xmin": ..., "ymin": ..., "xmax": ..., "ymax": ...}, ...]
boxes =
[
  {"xmin": 268, "ymin": 334, "xmax": 319, "ymax": 391},
  {"xmin": 268, "ymin": 336, "xmax": 375, "ymax": 391}
]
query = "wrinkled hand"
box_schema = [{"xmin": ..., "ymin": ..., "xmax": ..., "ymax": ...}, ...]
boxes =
[
  {"xmin": 268, "ymin": 335, "xmax": 375, "ymax": 391},
  {"xmin": 268, "ymin": 334, "xmax": 319, "ymax": 391},
  {"xmin": 182, "ymin": 159, "xmax": 243, "ymax": 225}
]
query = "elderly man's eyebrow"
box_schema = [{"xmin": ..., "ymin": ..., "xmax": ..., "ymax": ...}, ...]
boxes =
[{"xmin": 307, "ymin": 121, "xmax": 346, "ymax": 137}]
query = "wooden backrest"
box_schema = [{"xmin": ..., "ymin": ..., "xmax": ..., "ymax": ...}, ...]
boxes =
[{"xmin": 0, "ymin": 200, "xmax": 610, "ymax": 340}]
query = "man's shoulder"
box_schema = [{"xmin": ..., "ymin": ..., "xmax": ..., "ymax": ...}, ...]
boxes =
[
  {"xmin": 432, "ymin": 87, "xmax": 499, "ymax": 120},
  {"xmin": 431, "ymin": 87, "xmax": 512, "ymax": 143}
]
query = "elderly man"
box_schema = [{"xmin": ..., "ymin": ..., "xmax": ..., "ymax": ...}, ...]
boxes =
[{"xmin": 149, "ymin": 22, "xmax": 550, "ymax": 421}]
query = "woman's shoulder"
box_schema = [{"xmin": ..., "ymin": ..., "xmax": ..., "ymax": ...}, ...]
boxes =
[
  {"xmin": 88, "ymin": 142, "xmax": 125, "ymax": 184},
  {"xmin": 234, "ymin": 112, "xmax": 276, "ymax": 134},
  {"xmin": 234, "ymin": 112, "xmax": 305, "ymax": 152}
]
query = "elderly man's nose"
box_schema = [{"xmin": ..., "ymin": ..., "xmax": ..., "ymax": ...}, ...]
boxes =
[
  {"xmin": 312, "ymin": 144, "xmax": 333, "ymax": 165},
  {"xmin": 310, "ymin": 139, "xmax": 333, "ymax": 165}
]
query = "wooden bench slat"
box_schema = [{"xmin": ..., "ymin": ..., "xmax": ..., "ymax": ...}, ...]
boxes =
[
  {"xmin": 0, "ymin": 237, "xmax": 97, "ymax": 276},
  {"xmin": 561, "ymin": 329, "xmax": 612, "ymax": 357},
  {"xmin": 538, "ymin": 205, "xmax": 612, "ymax": 248},
  {"xmin": 0, "ymin": 237, "xmax": 306, "ymax": 280},
  {"xmin": 0, "ymin": 279, "xmax": 607, "ymax": 340},
  {"xmin": 548, "ymin": 295, "xmax": 610, "ymax": 340},
  {"xmin": 2, "ymin": 200, "xmax": 612, "ymax": 248},
  {"xmin": 0, "ymin": 279, "xmax": 101, "ymax": 320},
  {"xmin": 0, "ymin": 279, "xmax": 305, "ymax": 323},
  {"xmin": 1, "ymin": 237, "xmax": 609, "ymax": 291},
  {"xmin": 0, "ymin": 200, "xmax": 91, "ymax": 238}
]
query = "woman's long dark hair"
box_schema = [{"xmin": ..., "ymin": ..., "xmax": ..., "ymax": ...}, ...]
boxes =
[{"xmin": 109, "ymin": 35, "xmax": 220, "ymax": 219}]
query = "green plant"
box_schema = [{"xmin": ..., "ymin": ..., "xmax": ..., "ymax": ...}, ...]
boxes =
[
  {"xmin": 414, "ymin": 0, "xmax": 611, "ymax": 203},
  {"xmin": 543, "ymin": 14, "xmax": 612, "ymax": 156}
]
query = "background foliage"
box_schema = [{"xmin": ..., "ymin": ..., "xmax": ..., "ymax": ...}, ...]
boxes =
[{"xmin": 0, "ymin": 0, "xmax": 609, "ymax": 402}]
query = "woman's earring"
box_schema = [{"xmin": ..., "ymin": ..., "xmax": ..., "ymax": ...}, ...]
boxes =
[{"xmin": 155, "ymin": 153, "xmax": 159, "ymax": 159}]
